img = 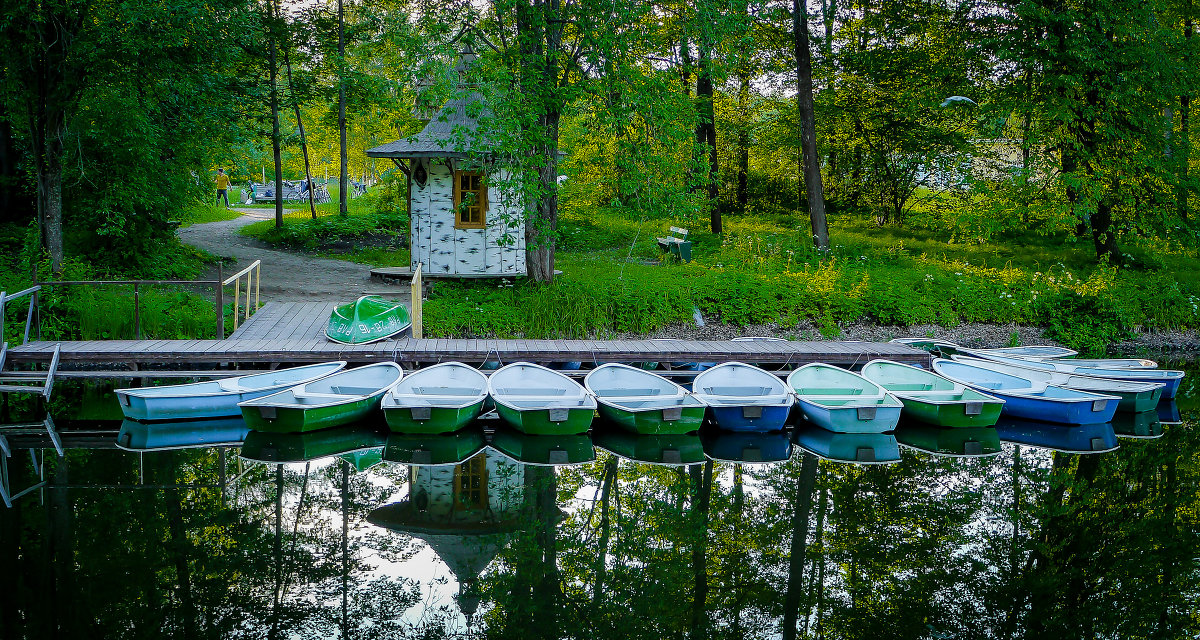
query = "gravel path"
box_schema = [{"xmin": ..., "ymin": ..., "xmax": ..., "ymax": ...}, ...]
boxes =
[{"xmin": 177, "ymin": 208, "xmax": 409, "ymax": 303}]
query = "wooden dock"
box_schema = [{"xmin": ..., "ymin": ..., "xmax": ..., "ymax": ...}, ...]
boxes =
[{"xmin": 5, "ymin": 301, "xmax": 930, "ymax": 372}]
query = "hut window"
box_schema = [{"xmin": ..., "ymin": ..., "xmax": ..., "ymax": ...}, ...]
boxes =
[
  {"xmin": 453, "ymin": 170, "xmax": 487, "ymax": 229},
  {"xmin": 453, "ymin": 454, "xmax": 487, "ymax": 510}
]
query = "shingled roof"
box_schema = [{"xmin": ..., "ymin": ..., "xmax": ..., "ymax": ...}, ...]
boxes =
[{"xmin": 366, "ymin": 91, "xmax": 493, "ymax": 159}]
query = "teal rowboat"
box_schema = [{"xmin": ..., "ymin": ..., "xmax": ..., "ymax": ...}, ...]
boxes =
[
  {"xmin": 382, "ymin": 362, "xmax": 488, "ymax": 434},
  {"xmin": 490, "ymin": 427, "xmax": 596, "ymax": 466},
  {"xmin": 893, "ymin": 424, "xmax": 1002, "ymax": 457},
  {"xmin": 583, "ymin": 363, "xmax": 707, "ymax": 435},
  {"xmin": 593, "ymin": 429, "xmax": 705, "ymax": 465},
  {"xmin": 793, "ymin": 426, "xmax": 901, "ymax": 464},
  {"xmin": 239, "ymin": 362, "xmax": 404, "ymax": 433},
  {"xmin": 239, "ymin": 423, "xmax": 387, "ymax": 463},
  {"xmin": 860, "ymin": 359, "xmax": 1004, "ymax": 427},
  {"xmin": 326, "ymin": 296, "xmax": 412, "ymax": 344},
  {"xmin": 788, "ymin": 363, "xmax": 904, "ymax": 433},
  {"xmin": 488, "ymin": 363, "xmax": 596, "ymax": 435}
]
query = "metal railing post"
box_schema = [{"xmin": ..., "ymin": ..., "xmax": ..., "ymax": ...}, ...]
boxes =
[{"xmin": 216, "ymin": 263, "xmax": 224, "ymax": 338}]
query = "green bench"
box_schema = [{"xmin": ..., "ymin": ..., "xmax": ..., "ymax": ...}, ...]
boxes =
[{"xmin": 657, "ymin": 226, "xmax": 693, "ymax": 263}]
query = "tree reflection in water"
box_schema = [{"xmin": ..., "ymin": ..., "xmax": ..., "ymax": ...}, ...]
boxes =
[{"xmin": 0, "ymin": 404, "xmax": 1197, "ymax": 639}]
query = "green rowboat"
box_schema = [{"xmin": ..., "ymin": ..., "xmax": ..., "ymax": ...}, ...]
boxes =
[
  {"xmin": 583, "ymin": 363, "xmax": 707, "ymax": 435},
  {"xmin": 490, "ymin": 427, "xmax": 596, "ymax": 466},
  {"xmin": 860, "ymin": 360, "xmax": 1004, "ymax": 428},
  {"xmin": 239, "ymin": 423, "xmax": 387, "ymax": 463},
  {"xmin": 239, "ymin": 362, "xmax": 404, "ymax": 433},
  {"xmin": 488, "ymin": 363, "xmax": 597, "ymax": 435},
  {"xmin": 593, "ymin": 428, "xmax": 705, "ymax": 465},
  {"xmin": 382, "ymin": 427, "xmax": 487, "ymax": 465},
  {"xmin": 382, "ymin": 362, "xmax": 488, "ymax": 434},
  {"xmin": 893, "ymin": 423, "xmax": 1002, "ymax": 457},
  {"xmin": 326, "ymin": 295, "xmax": 412, "ymax": 344}
]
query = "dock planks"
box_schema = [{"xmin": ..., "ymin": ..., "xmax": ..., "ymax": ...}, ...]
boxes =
[{"xmin": 5, "ymin": 300, "xmax": 931, "ymax": 370}]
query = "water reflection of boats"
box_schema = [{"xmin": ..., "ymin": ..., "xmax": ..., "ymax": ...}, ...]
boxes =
[
  {"xmin": 593, "ymin": 429, "xmax": 705, "ymax": 465},
  {"xmin": 239, "ymin": 423, "xmax": 387, "ymax": 463},
  {"xmin": 792, "ymin": 425, "xmax": 901, "ymax": 464},
  {"xmin": 382, "ymin": 426, "xmax": 487, "ymax": 466},
  {"xmin": 1157, "ymin": 401, "xmax": 1181, "ymax": 425},
  {"xmin": 116, "ymin": 418, "xmax": 249, "ymax": 451},
  {"xmin": 893, "ymin": 423, "xmax": 1001, "ymax": 457},
  {"xmin": 339, "ymin": 447, "xmax": 385, "ymax": 471},
  {"xmin": 701, "ymin": 429, "xmax": 792, "ymax": 463},
  {"xmin": 1110, "ymin": 411, "xmax": 1164, "ymax": 439},
  {"xmin": 489, "ymin": 426, "xmax": 596, "ymax": 466},
  {"xmin": 993, "ymin": 418, "xmax": 1119, "ymax": 454}
]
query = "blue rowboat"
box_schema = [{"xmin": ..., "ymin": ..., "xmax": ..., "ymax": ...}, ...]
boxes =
[
  {"xmin": 957, "ymin": 350, "xmax": 1185, "ymax": 399},
  {"xmin": 948, "ymin": 356, "xmax": 1163, "ymax": 413},
  {"xmin": 889, "ymin": 339, "xmax": 1077, "ymax": 360},
  {"xmin": 692, "ymin": 362, "xmax": 793, "ymax": 432},
  {"xmin": 788, "ymin": 363, "xmax": 904, "ymax": 433},
  {"xmin": 932, "ymin": 359, "xmax": 1120, "ymax": 425},
  {"xmin": 116, "ymin": 418, "xmax": 249, "ymax": 451},
  {"xmin": 116, "ymin": 361, "xmax": 347, "ymax": 422},
  {"xmin": 701, "ymin": 430, "xmax": 792, "ymax": 463},
  {"xmin": 994, "ymin": 418, "xmax": 1119, "ymax": 454},
  {"xmin": 792, "ymin": 425, "xmax": 901, "ymax": 464}
]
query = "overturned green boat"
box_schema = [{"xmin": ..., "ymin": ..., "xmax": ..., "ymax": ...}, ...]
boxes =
[{"xmin": 326, "ymin": 295, "xmax": 412, "ymax": 344}]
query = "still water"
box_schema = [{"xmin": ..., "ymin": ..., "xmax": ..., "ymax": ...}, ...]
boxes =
[{"xmin": 2, "ymin": 364, "xmax": 1197, "ymax": 640}]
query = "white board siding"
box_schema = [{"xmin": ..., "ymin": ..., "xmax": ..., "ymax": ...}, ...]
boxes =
[{"xmin": 409, "ymin": 163, "xmax": 526, "ymax": 276}]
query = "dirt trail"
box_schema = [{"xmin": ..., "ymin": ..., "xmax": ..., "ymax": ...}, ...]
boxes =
[{"xmin": 177, "ymin": 207, "xmax": 409, "ymax": 303}]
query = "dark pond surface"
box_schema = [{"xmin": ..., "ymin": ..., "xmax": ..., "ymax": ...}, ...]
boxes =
[{"xmin": 2, "ymin": 362, "xmax": 1198, "ymax": 639}]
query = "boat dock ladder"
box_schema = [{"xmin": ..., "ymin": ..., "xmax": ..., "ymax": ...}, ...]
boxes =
[
  {"xmin": 0, "ymin": 414, "xmax": 62, "ymax": 508},
  {"xmin": 0, "ymin": 342, "xmax": 61, "ymax": 400}
]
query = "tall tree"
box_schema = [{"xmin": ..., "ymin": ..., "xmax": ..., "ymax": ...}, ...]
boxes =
[{"xmin": 793, "ymin": 0, "xmax": 831, "ymax": 251}]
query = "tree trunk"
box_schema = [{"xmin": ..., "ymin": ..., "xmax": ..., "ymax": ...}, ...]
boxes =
[
  {"xmin": 737, "ymin": 75, "xmax": 750, "ymax": 215},
  {"xmin": 591, "ymin": 457, "xmax": 618, "ymax": 611},
  {"xmin": 35, "ymin": 137, "xmax": 65, "ymax": 275},
  {"xmin": 268, "ymin": 1, "xmax": 284, "ymax": 229},
  {"xmin": 1178, "ymin": 16, "xmax": 1192, "ymax": 222},
  {"xmin": 689, "ymin": 461, "xmax": 713, "ymax": 637},
  {"xmin": 793, "ymin": 0, "xmax": 830, "ymax": 251},
  {"xmin": 338, "ymin": 0, "xmax": 349, "ymax": 216},
  {"xmin": 695, "ymin": 4, "xmax": 721, "ymax": 234},
  {"xmin": 1092, "ymin": 175, "xmax": 1120, "ymax": 263},
  {"xmin": 161, "ymin": 454, "xmax": 198, "ymax": 640},
  {"xmin": 282, "ymin": 39, "xmax": 318, "ymax": 219},
  {"xmin": 782, "ymin": 453, "xmax": 819, "ymax": 640}
]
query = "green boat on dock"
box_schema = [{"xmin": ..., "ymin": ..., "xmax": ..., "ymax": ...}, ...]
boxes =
[
  {"xmin": 860, "ymin": 360, "xmax": 1004, "ymax": 428},
  {"xmin": 239, "ymin": 362, "xmax": 404, "ymax": 433},
  {"xmin": 326, "ymin": 295, "xmax": 412, "ymax": 344},
  {"xmin": 381, "ymin": 362, "xmax": 488, "ymax": 434},
  {"xmin": 488, "ymin": 363, "xmax": 597, "ymax": 435},
  {"xmin": 583, "ymin": 363, "xmax": 707, "ymax": 435}
]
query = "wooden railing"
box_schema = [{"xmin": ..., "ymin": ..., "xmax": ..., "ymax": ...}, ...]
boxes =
[
  {"xmin": 410, "ymin": 262, "xmax": 423, "ymax": 339},
  {"xmin": 28, "ymin": 259, "xmax": 263, "ymax": 340},
  {"xmin": 220, "ymin": 260, "xmax": 262, "ymax": 333}
]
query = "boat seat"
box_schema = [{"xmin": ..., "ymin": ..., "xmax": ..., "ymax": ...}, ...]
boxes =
[
  {"xmin": 390, "ymin": 393, "xmax": 481, "ymax": 402},
  {"xmin": 794, "ymin": 387, "xmax": 867, "ymax": 396},
  {"xmin": 328, "ymin": 385, "xmax": 383, "ymax": 395},
  {"xmin": 595, "ymin": 388, "xmax": 663, "ymax": 397},
  {"xmin": 701, "ymin": 385, "xmax": 775, "ymax": 396},
  {"xmin": 410, "ymin": 386, "xmax": 480, "ymax": 396},
  {"xmin": 884, "ymin": 383, "xmax": 935, "ymax": 392},
  {"xmin": 494, "ymin": 387, "xmax": 568, "ymax": 397}
]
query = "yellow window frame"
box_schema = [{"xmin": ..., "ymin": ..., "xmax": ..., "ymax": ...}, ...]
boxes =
[{"xmin": 453, "ymin": 170, "xmax": 488, "ymax": 229}]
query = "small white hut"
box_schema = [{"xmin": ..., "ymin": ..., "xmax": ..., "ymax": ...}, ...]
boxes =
[{"xmin": 367, "ymin": 71, "xmax": 526, "ymax": 277}]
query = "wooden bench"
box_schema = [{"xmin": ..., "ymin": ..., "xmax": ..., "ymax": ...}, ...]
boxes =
[{"xmin": 656, "ymin": 226, "xmax": 692, "ymax": 262}]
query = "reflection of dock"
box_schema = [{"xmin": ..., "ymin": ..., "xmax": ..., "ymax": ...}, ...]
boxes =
[{"xmin": 6, "ymin": 301, "xmax": 929, "ymax": 371}]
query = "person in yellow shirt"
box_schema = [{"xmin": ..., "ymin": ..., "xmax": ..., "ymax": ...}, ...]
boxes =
[{"xmin": 215, "ymin": 168, "xmax": 232, "ymax": 208}]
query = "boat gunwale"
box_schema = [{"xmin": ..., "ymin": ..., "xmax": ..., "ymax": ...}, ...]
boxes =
[
  {"xmin": 932, "ymin": 360, "xmax": 1122, "ymax": 404},
  {"xmin": 117, "ymin": 361, "xmax": 349, "ymax": 400},
  {"xmin": 239, "ymin": 362, "xmax": 404, "ymax": 410}
]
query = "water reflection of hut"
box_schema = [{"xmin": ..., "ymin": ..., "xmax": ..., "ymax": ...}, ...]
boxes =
[{"xmin": 367, "ymin": 448, "xmax": 525, "ymax": 622}]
